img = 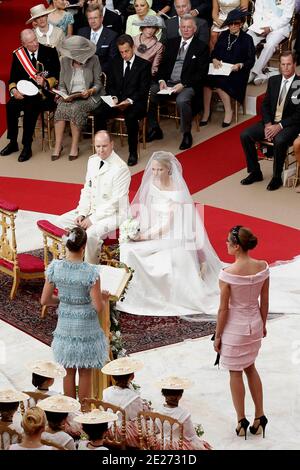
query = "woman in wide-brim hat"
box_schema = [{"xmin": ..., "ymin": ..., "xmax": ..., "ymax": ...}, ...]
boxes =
[
  {"xmin": 27, "ymin": 4, "xmax": 65, "ymax": 49},
  {"xmin": 202, "ymin": 7, "xmax": 255, "ymax": 127},
  {"xmin": 52, "ymin": 35, "xmax": 105, "ymax": 161},
  {"xmin": 101, "ymin": 357, "xmax": 150, "ymax": 448},
  {"xmin": 38, "ymin": 395, "xmax": 81, "ymax": 450},
  {"xmin": 0, "ymin": 389, "xmax": 30, "ymax": 449},
  {"xmin": 153, "ymin": 376, "xmax": 212, "ymax": 450},
  {"xmin": 126, "ymin": 0, "xmax": 163, "ymax": 40},
  {"xmin": 132, "ymin": 15, "xmax": 165, "ymax": 77},
  {"xmin": 47, "ymin": 0, "xmax": 74, "ymax": 36},
  {"xmin": 74, "ymin": 410, "xmax": 118, "ymax": 450},
  {"xmin": 210, "ymin": 0, "xmax": 249, "ymax": 50},
  {"xmin": 26, "ymin": 360, "xmax": 66, "ymax": 397}
]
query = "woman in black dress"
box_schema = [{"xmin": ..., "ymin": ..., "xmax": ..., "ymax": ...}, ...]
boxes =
[{"xmin": 201, "ymin": 8, "xmax": 255, "ymax": 127}]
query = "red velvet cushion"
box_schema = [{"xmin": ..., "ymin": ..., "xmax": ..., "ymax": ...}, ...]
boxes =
[
  {"xmin": 0, "ymin": 199, "xmax": 19, "ymax": 212},
  {"xmin": 37, "ymin": 220, "xmax": 67, "ymax": 238},
  {"xmin": 103, "ymin": 229, "xmax": 119, "ymax": 246},
  {"xmin": 0, "ymin": 254, "xmax": 44, "ymax": 273}
]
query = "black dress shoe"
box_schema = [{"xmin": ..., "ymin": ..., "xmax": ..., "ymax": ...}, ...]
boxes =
[
  {"xmin": 0, "ymin": 142, "xmax": 19, "ymax": 156},
  {"xmin": 179, "ymin": 132, "xmax": 192, "ymax": 150},
  {"xmin": 18, "ymin": 147, "xmax": 32, "ymax": 162},
  {"xmin": 146, "ymin": 127, "xmax": 163, "ymax": 142},
  {"xmin": 128, "ymin": 153, "xmax": 138, "ymax": 166},
  {"xmin": 266, "ymin": 177, "xmax": 282, "ymax": 191},
  {"xmin": 240, "ymin": 171, "xmax": 263, "ymax": 185}
]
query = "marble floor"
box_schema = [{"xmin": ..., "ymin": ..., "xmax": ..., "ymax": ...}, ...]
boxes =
[{"xmin": 1, "ymin": 313, "xmax": 299, "ymax": 450}]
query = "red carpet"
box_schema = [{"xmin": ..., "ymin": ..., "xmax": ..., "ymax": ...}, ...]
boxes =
[
  {"xmin": 0, "ymin": 0, "xmax": 32, "ymax": 136},
  {"xmin": 204, "ymin": 206, "xmax": 300, "ymax": 264},
  {"xmin": 130, "ymin": 116, "xmax": 259, "ymax": 195}
]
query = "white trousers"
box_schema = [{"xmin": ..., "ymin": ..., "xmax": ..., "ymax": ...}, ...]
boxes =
[
  {"xmin": 247, "ymin": 29, "xmax": 287, "ymax": 75},
  {"xmin": 55, "ymin": 210, "xmax": 120, "ymax": 264}
]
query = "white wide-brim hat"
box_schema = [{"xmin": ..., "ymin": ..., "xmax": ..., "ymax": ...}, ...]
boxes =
[
  {"xmin": 74, "ymin": 409, "xmax": 118, "ymax": 425},
  {"xmin": 26, "ymin": 360, "xmax": 66, "ymax": 379},
  {"xmin": 156, "ymin": 376, "xmax": 192, "ymax": 390},
  {"xmin": 38, "ymin": 395, "xmax": 81, "ymax": 413},
  {"xmin": 59, "ymin": 35, "xmax": 96, "ymax": 64},
  {"xmin": 101, "ymin": 357, "xmax": 143, "ymax": 376},
  {"xmin": 26, "ymin": 4, "xmax": 56, "ymax": 24},
  {"xmin": 0, "ymin": 389, "xmax": 30, "ymax": 403}
]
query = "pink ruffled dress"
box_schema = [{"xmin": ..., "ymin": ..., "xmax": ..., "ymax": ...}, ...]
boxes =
[{"xmin": 219, "ymin": 265, "xmax": 269, "ymax": 371}]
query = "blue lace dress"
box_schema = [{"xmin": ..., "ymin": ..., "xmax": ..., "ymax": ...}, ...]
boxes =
[{"xmin": 46, "ymin": 260, "xmax": 109, "ymax": 369}]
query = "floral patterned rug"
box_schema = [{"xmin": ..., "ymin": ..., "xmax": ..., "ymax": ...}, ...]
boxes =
[{"xmin": 0, "ymin": 251, "xmax": 216, "ymax": 354}]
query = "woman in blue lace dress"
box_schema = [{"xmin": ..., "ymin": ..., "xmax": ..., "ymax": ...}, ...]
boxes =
[{"xmin": 41, "ymin": 226, "xmax": 109, "ymax": 403}]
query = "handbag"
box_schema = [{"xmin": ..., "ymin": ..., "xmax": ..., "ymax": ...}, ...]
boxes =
[{"xmin": 211, "ymin": 333, "xmax": 220, "ymax": 367}]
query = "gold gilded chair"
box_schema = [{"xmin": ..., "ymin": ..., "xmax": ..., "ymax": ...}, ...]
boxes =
[
  {"xmin": 258, "ymin": 140, "xmax": 295, "ymax": 171},
  {"xmin": 19, "ymin": 391, "xmax": 50, "ymax": 416},
  {"xmin": 0, "ymin": 200, "xmax": 45, "ymax": 300},
  {"xmin": 82, "ymin": 398, "xmax": 126, "ymax": 450},
  {"xmin": 36, "ymin": 220, "xmax": 67, "ymax": 318},
  {"xmin": 137, "ymin": 410, "xmax": 184, "ymax": 450},
  {"xmin": 157, "ymin": 99, "xmax": 200, "ymax": 131}
]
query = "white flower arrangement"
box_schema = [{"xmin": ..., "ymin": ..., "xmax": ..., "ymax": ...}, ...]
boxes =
[{"xmin": 119, "ymin": 217, "xmax": 140, "ymax": 243}]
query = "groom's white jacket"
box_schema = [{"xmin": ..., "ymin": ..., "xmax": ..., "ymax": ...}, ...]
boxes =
[{"xmin": 76, "ymin": 150, "xmax": 131, "ymax": 225}]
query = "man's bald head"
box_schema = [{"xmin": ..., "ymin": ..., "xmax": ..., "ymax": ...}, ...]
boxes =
[{"xmin": 20, "ymin": 29, "xmax": 39, "ymax": 52}]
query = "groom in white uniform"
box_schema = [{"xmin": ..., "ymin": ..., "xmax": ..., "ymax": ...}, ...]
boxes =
[{"xmin": 56, "ymin": 131, "xmax": 131, "ymax": 264}]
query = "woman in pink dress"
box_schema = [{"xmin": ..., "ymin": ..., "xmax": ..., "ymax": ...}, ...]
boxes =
[{"xmin": 214, "ymin": 225, "xmax": 269, "ymax": 440}]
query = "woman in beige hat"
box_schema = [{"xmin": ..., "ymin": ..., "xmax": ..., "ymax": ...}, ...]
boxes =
[
  {"xmin": 27, "ymin": 360, "xmax": 66, "ymax": 397},
  {"xmin": 101, "ymin": 357, "xmax": 149, "ymax": 447},
  {"xmin": 154, "ymin": 376, "xmax": 212, "ymax": 450},
  {"xmin": 27, "ymin": 4, "xmax": 64, "ymax": 49},
  {"xmin": 132, "ymin": 15, "xmax": 165, "ymax": 77},
  {"xmin": 126, "ymin": 0, "xmax": 163, "ymax": 40},
  {"xmin": 52, "ymin": 35, "xmax": 105, "ymax": 160},
  {"xmin": 38, "ymin": 395, "xmax": 81, "ymax": 450},
  {"xmin": 9, "ymin": 407, "xmax": 55, "ymax": 451},
  {"xmin": 74, "ymin": 409, "xmax": 118, "ymax": 450},
  {"xmin": 47, "ymin": 0, "xmax": 74, "ymax": 36},
  {"xmin": 0, "ymin": 390, "xmax": 29, "ymax": 450}
]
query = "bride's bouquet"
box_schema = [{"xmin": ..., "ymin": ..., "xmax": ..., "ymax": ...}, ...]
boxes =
[{"xmin": 119, "ymin": 217, "xmax": 140, "ymax": 243}]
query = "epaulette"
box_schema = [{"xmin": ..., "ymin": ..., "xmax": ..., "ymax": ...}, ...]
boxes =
[
  {"xmin": 13, "ymin": 46, "xmax": 23, "ymax": 54},
  {"xmin": 89, "ymin": 153, "xmax": 98, "ymax": 159}
]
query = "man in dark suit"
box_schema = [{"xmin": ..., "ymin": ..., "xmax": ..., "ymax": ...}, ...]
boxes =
[
  {"xmin": 163, "ymin": 0, "xmax": 209, "ymax": 44},
  {"xmin": 147, "ymin": 14, "xmax": 209, "ymax": 150},
  {"xmin": 78, "ymin": 4, "xmax": 117, "ymax": 74},
  {"xmin": 94, "ymin": 34, "xmax": 151, "ymax": 166},
  {"xmin": 87, "ymin": 0, "xmax": 123, "ymax": 34},
  {"xmin": 0, "ymin": 29, "xmax": 60, "ymax": 162},
  {"xmin": 170, "ymin": 0, "xmax": 212, "ymax": 26},
  {"xmin": 240, "ymin": 51, "xmax": 300, "ymax": 191}
]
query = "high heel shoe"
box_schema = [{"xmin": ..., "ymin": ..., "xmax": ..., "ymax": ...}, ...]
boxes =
[
  {"xmin": 236, "ymin": 417, "xmax": 250, "ymax": 440},
  {"xmin": 51, "ymin": 146, "xmax": 63, "ymax": 161},
  {"xmin": 249, "ymin": 415, "xmax": 268, "ymax": 438},
  {"xmin": 222, "ymin": 121, "xmax": 232, "ymax": 128},
  {"xmin": 68, "ymin": 147, "xmax": 79, "ymax": 161},
  {"xmin": 200, "ymin": 113, "xmax": 211, "ymax": 127}
]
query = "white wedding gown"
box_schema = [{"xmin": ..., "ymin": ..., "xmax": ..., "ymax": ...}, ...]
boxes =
[{"xmin": 117, "ymin": 185, "xmax": 221, "ymax": 316}]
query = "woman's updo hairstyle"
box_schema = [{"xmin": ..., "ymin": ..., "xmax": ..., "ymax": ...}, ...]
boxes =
[
  {"xmin": 229, "ymin": 225, "xmax": 258, "ymax": 251},
  {"xmin": 152, "ymin": 151, "xmax": 174, "ymax": 174},
  {"xmin": 22, "ymin": 407, "xmax": 46, "ymax": 435},
  {"xmin": 63, "ymin": 226, "xmax": 87, "ymax": 252}
]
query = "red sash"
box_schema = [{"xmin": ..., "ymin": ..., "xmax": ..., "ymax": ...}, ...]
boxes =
[{"xmin": 15, "ymin": 47, "xmax": 38, "ymax": 82}]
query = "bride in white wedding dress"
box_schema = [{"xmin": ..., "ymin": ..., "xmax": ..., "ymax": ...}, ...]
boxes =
[{"xmin": 117, "ymin": 151, "xmax": 222, "ymax": 316}]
